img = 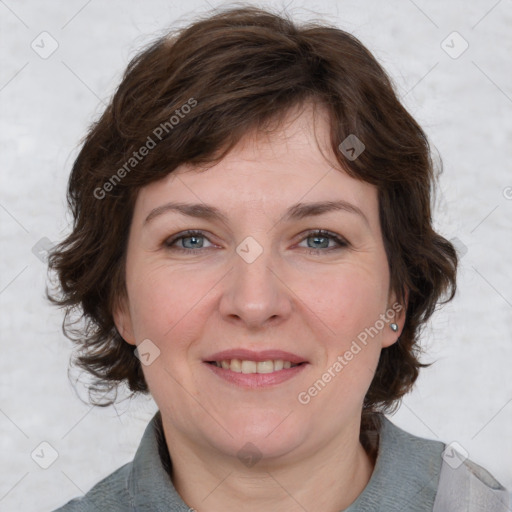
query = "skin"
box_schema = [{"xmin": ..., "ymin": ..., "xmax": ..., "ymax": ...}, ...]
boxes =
[{"xmin": 114, "ymin": 101, "xmax": 406, "ymax": 512}]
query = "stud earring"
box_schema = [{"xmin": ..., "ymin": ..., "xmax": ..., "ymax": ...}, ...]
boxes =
[{"xmin": 390, "ymin": 323, "xmax": 399, "ymax": 332}]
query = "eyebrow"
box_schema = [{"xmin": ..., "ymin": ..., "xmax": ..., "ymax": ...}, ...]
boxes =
[{"xmin": 144, "ymin": 200, "xmax": 369, "ymax": 227}]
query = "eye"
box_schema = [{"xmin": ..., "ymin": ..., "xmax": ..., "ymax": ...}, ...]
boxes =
[
  {"xmin": 164, "ymin": 230, "xmax": 215, "ymax": 254},
  {"xmin": 163, "ymin": 229, "xmax": 349, "ymax": 255},
  {"xmin": 297, "ymin": 229, "xmax": 349, "ymax": 254}
]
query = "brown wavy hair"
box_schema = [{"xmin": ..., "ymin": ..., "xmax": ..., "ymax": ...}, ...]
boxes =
[{"xmin": 48, "ymin": 6, "xmax": 457, "ymax": 420}]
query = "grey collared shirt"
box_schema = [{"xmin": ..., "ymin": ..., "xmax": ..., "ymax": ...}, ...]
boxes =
[{"xmin": 53, "ymin": 413, "xmax": 509, "ymax": 511}]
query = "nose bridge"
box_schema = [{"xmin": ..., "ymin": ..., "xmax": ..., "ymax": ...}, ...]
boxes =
[{"xmin": 218, "ymin": 234, "xmax": 292, "ymax": 327}]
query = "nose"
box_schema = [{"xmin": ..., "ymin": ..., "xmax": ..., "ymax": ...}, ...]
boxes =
[{"xmin": 218, "ymin": 239, "xmax": 293, "ymax": 330}]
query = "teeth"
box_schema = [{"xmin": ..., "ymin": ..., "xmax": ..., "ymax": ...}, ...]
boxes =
[
  {"xmin": 241, "ymin": 360, "xmax": 257, "ymax": 374},
  {"xmin": 211, "ymin": 359, "xmax": 300, "ymax": 373},
  {"xmin": 230, "ymin": 359, "xmax": 242, "ymax": 373},
  {"xmin": 256, "ymin": 361, "xmax": 274, "ymax": 374}
]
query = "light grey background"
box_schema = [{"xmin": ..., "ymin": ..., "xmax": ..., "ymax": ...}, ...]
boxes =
[{"xmin": 1, "ymin": 0, "xmax": 511, "ymax": 510}]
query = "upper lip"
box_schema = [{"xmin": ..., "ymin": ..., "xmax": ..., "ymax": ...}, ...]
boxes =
[{"xmin": 205, "ymin": 349, "xmax": 308, "ymax": 364}]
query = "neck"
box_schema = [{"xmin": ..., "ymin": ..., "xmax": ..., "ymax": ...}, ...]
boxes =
[{"xmin": 159, "ymin": 414, "xmax": 376, "ymax": 512}]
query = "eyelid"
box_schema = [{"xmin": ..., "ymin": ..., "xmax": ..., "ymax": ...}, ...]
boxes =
[
  {"xmin": 297, "ymin": 229, "xmax": 349, "ymax": 249},
  {"xmin": 163, "ymin": 228, "xmax": 349, "ymax": 254},
  {"xmin": 163, "ymin": 229, "xmax": 217, "ymax": 250}
]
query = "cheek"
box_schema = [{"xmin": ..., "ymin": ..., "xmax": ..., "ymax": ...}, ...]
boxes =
[
  {"xmin": 125, "ymin": 266, "xmax": 213, "ymax": 404},
  {"xmin": 126, "ymin": 264, "xmax": 211, "ymax": 343},
  {"xmin": 298, "ymin": 264, "xmax": 388, "ymax": 341},
  {"xmin": 299, "ymin": 266, "xmax": 388, "ymax": 396}
]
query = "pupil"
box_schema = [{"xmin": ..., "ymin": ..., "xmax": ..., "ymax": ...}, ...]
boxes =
[
  {"xmin": 311, "ymin": 236, "xmax": 328, "ymax": 249},
  {"xmin": 186, "ymin": 236, "xmax": 202, "ymax": 248}
]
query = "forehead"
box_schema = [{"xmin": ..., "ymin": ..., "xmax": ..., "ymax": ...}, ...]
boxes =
[{"xmin": 133, "ymin": 102, "xmax": 378, "ymax": 224}]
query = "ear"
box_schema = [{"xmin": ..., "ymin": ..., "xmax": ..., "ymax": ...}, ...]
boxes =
[
  {"xmin": 112, "ymin": 295, "xmax": 136, "ymax": 346},
  {"xmin": 381, "ymin": 287, "xmax": 409, "ymax": 349}
]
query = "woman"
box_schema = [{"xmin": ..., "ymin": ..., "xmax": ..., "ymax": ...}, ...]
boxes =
[{"xmin": 48, "ymin": 6, "xmax": 509, "ymax": 511}]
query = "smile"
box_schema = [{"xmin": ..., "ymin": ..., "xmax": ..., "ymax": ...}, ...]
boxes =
[
  {"xmin": 204, "ymin": 360, "xmax": 308, "ymax": 388},
  {"xmin": 207, "ymin": 359, "xmax": 301, "ymax": 373}
]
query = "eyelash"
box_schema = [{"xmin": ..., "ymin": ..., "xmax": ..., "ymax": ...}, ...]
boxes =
[{"xmin": 163, "ymin": 229, "xmax": 349, "ymax": 256}]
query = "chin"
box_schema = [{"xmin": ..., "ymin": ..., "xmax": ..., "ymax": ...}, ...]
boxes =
[{"xmin": 210, "ymin": 414, "xmax": 308, "ymax": 461}]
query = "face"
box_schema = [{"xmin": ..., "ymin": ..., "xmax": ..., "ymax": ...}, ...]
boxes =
[{"xmin": 114, "ymin": 102, "xmax": 403, "ymax": 464}]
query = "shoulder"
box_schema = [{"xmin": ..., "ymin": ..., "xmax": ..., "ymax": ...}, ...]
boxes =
[
  {"xmin": 50, "ymin": 462, "xmax": 132, "ymax": 512},
  {"xmin": 52, "ymin": 462, "xmax": 133, "ymax": 511},
  {"xmin": 52, "ymin": 412, "xmax": 189, "ymax": 511},
  {"xmin": 378, "ymin": 416, "xmax": 509, "ymax": 512},
  {"xmin": 434, "ymin": 453, "xmax": 510, "ymax": 512}
]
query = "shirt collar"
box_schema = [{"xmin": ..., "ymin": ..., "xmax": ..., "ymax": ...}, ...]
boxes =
[
  {"xmin": 345, "ymin": 415, "xmax": 444, "ymax": 511},
  {"xmin": 127, "ymin": 412, "xmax": 190, "ymax": 511}
]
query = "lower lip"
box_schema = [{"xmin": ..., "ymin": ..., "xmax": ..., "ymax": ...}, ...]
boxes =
[{"xmin": 204, "ymin": 362, "xmax": 308, "ymax": 388}]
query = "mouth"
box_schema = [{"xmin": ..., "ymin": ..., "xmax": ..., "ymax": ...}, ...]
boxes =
[
  {"xmin": 205, "ymin": 359, "xmax": 305, "ymax": 373},
  {"xmin": 203, "ymin": 349, "xmax": 309, "ymax": 388}
]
